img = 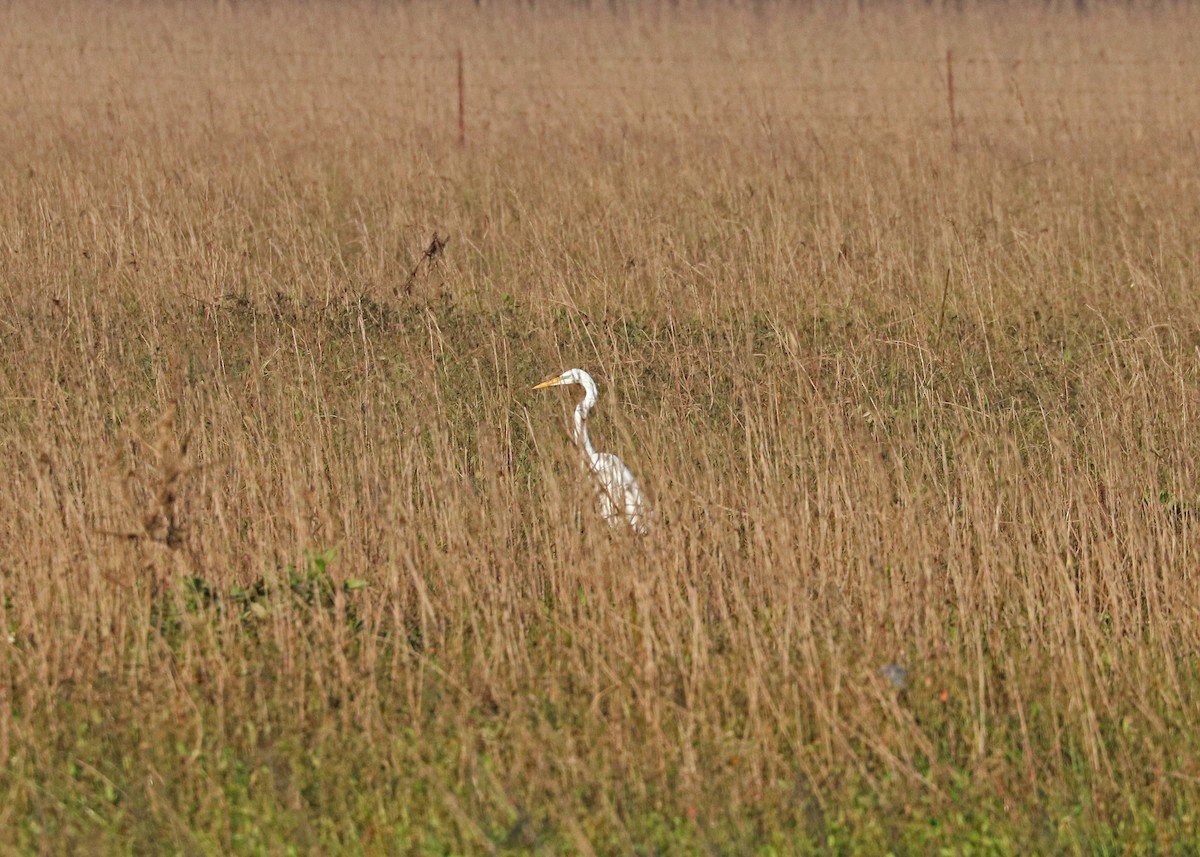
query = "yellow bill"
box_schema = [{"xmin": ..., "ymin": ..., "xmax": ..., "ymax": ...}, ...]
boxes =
[{"xmin": 533, "ymin": 375, "xmax": 564, "ymax": 390}]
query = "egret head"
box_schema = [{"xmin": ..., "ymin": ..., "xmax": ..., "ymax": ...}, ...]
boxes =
[{"xmin": 533, "ymin": 368, "xmax": 593, "ymax": 391}]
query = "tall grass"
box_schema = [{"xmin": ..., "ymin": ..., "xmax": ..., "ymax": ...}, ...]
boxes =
[{"xmin": 3, "ymin": 1, "xmax": 1200, "ymax": 852}]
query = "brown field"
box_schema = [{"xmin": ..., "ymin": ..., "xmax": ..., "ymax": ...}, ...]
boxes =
[{"xmin": 3, "ymin": 1, "xmax": 1200, "ymax": 852}]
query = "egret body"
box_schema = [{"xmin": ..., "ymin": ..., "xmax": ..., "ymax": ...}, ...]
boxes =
[{"xmin": 533, "ymin": 368, "xmax": 650, "ymax": 534}]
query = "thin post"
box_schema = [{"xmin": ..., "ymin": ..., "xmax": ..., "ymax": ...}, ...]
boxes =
[
  {"xmin": 457, "ymin": 47, "xmax": 465, "ymax": 146},
  {"xmin": 946, "ymin": 48, "xmax": 958, "ymax": 151}
]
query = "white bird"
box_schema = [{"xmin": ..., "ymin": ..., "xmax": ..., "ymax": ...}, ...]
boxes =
[{"xmin": 533, "ymin": 368, "xmax": 650, "ymax": 535}]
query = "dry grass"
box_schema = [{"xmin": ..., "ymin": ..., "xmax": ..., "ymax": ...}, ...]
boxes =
[{"xmin": 3, "ymin": 1, "xmax": 1200, "ymax": 852}]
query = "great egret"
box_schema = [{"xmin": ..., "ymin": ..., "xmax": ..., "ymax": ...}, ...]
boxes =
[{"xmin": 533, "ymin": 368, "xmax": 650, "ymax": 535}]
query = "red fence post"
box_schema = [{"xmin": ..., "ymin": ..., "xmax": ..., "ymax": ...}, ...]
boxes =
[
  {"xmin": 946, "ymin": 48, "xmax": 958, "ymax": 151},
  {"xmin": 457, "ymin": 47, "xmax": 466, "ymax": 146}
]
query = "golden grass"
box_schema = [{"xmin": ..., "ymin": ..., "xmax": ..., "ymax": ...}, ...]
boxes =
[{"xmin": 3, "ymin": 1, "xmax": 1200, "ymax": 851}]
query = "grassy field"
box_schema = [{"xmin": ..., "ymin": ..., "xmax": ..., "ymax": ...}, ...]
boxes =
[{"xmin": 3, "ymin": 1, "xmax": 1200, "ymax": 853}]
